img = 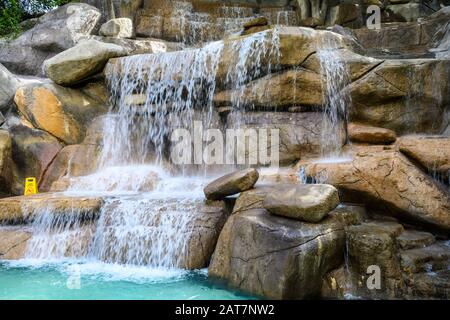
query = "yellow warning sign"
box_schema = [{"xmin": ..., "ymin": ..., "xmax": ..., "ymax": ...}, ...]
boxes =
[{"xmin": 24, "ymin": 177, "xmax": 38, "ymax": 196}]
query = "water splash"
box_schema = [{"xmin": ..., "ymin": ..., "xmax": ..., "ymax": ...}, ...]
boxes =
[
  {"xmin": 22, "ymin": 201, "xmax": 96, "ymax": 260},
  {"xmin": 87, "ymin": 196, "xmax": 204, "ymax": 268}
]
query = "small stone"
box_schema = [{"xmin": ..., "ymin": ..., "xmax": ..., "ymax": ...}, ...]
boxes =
[
  {"xmin": 99, "ymin": 18, "xmax": 133, "ymax": 38},
  {"xmin": 348, "ymin": 122, "xmax": 397, "ymax": 144},
  {"xmin": 263, "ymin": 184, "xmax": 340, "ymax": 223},
  {"xmin": 204, "ymin": 168, "xmax": 259, "ymax": 200}
]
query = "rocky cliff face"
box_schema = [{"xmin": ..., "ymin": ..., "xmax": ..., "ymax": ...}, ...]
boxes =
[{"xmin": 0, "ymin": 0, "xmax": 449, "ymax": 300}]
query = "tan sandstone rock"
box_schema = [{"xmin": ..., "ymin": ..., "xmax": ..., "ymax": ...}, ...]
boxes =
[
  {"xmin": 263, "ymin": 184, "xmax": 340, "ymax": 223},
  {"xmin": 303, "ymin": 149, "xmax": 450, "ymax": 232},
  {"xmin": 204, "ymin": 168, "xmax": 259, "ymax": 200},
  {"xmin": 209, "ymin": 205, "xmax": 364, "ymax": 299},
  {"xmin": 14, "ymin": 82, "xmax": 108, "ymax": 144},
  {"xmin": 0, "ymin": 193, "xmax": 104, "ymax": 224},
  {"xmin": 348, "ymin": 122, "xmax": 397, "ymax": 144},
  {"xmin": 397, "ymin": 135, "xmax": 450, "ymax": 175},
  {"xmin": 0, "ymin": 228, "xmax": 32, "ymax": 260},
  {"xmin": 44, "ymin": 39, "xmax": 128, "ymax": 86}
]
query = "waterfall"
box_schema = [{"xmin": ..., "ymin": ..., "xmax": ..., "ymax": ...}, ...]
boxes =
[
  {"xmin": 19, "ymin": 27, "xmax": 351, "ymax": 269},
  {"xmin": 22, "ymin": 201, "xmax": 96, "ymax": 260},
  {"xmin": 317, "ymin": 40, "xmax": 352, "ymax": 158},
  {"xmin": 102, "ymin": 41, "xmax": 224, "ymax": 168}
]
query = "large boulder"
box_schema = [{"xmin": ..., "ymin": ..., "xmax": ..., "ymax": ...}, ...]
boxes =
[
  {"xmin": 44, "ymin": 40, "xmax": 128, "ymax": 86},
  {"xmin": 209, "ymin": 205, "xmax": 364, "ymax": 299},
  {"xmin": 96, "ymin": 197, "xmax": 230, "ymax": 269},
  {"xmin": 8, "ymin": 124, "xmax": 63, "ymax": 195},
  {"xmin": 99, "ymin": 18, "xmax": 133, "ymax": 38},
  {"xmin": 14, "ymin": 81, "xmax": 108, "ymax": 144},
  {"xmin": 349, "ymin": 59, "xmax": 450, "ymax": 135},
  {"xmin": 303, "ymin": 149, "xmax": 450, "ymax": 233},
  {"xmin": 213, "ymin": 68, "xmax": 325, "ymax": 109},
  {"xmin": 0, "ymin": 3, "xmax": 101, "ymax": 76},
  {"xmin": 263, "ymin": 184, "xmax": 340, "ymax": 223},
  {"xmin": 226, "ymin": 112, "xmax": 346, "ymax": 165},
  {"xmin": 0, "ymin": 64, "xmax": 19, "ymax": 112},
  {"xmin": 397, "ymin": 136, "xmax": 450, "ymax": 175},
  {"xmin": 204, "ymin": 168, "xmax": 259, "ymax": 200},
  {"xmin": 353, "ymin": 7, "xmax": 450, "ymax": 58}
]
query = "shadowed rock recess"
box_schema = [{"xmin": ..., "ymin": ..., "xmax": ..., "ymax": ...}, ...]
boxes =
[{"xmin": 0, "ymin": 0, "xmax": 449, "ymax": 300}]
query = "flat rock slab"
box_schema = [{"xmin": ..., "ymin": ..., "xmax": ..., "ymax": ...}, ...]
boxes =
[
  {"xmin": 397, "ymin": 229, "xmax": 436, "ymax": 250},
  {"xmin": 348, "ymin": 123, "xmax": 397, "ymax": 144},
  {"xmin": 400, "ymin": 242, "xmax": 450, "ymax": 273},
  {"xmin": 204, "ymin": 168, "xmax": 259, "ymax": 200},
  {"xmin": 263, "ymin": 184, "xmax": 340, "ymax": 223},
  {"xmin": 0, "ymin": 193, "xmax": 104, "ymax": 224}
]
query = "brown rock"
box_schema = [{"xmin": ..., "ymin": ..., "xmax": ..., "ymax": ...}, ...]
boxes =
[
  {"xmin": 263, "ymin": 184, "xmax": 340, "ymax": 223},
  {"xmin": 0, "ymin": 228, "xmax": 32, "ymax": 260},
  {"xmin": 303, "ymin": 150, "xmax": 450, "ymax": 232},
  {"xmin": 398, "ymin": 135, "xmax": 450, "ymax": 175},
  {"xmin": 14, "ymin": 82, "xmax": 108, "ymax": 144},
  {"xmin": 226, "ymin": 112, "xmax": 346, "ymax": 165},
  {"xmin": 348, "ymin": 123, "xmax": 397, "ymax": 144},
  {"xmin": 214, "ymin": 68, "xmax": 324, "ymax": 108},
  {"xmin": 396, "ymin": 230, "xmax": 435, "ymax": 250},
  {"xmin": 400, "ymin": 242, "xmax": 450, "ymax": 274},
  {"xmin": 204, "ymin": 168, "xmax": 259, "ymax": 200},
  {"xmin": 346, "ymin": 221, "xmax": 405, "ymax": 298},
  {"xmin": 0, "ymin": 193, "xmax": 104, "ymax": 224},
  {"xmin": 209, "ymin": 205, "xmax": 363, "ymax": 299},
  {"xmin": 349, "ymin": 59, "xmax": 450, "ymax": 135},
  {"xmin": 0, "ymin": 130, "xmax": 13, "ymax": 195},
  {"xmin": 9, "ymin": 125, "xmax": 63, "ymax": 195}
]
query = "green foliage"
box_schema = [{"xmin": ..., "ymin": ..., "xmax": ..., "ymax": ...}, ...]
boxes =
[
  {"xmin": 0, "ymin": 0, "xmax": 73, "ymax": 38},
  {"xmin": 0, "ymin": 0, "xmax": 22, "ymax": 38}
]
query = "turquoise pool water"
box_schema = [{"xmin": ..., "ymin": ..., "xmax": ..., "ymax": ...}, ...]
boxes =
[{"xmin": 0, "ymin": 260, "xmax": 255, "ymax": 300}]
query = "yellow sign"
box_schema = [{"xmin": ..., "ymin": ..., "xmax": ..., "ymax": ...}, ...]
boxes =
[{"xmin": 24, "ymin": 177, "xmax": 38, "ymax": 196}]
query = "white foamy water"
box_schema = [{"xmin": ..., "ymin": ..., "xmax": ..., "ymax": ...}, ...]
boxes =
[{"xmin": 317, "ymin": 39, "xmax": 352, "ymax": 157}]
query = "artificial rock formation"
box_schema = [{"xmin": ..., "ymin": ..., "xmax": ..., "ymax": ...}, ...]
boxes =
[
  {"xmin": 209, "ymin": 205, "xmax": 364, "ymax": 299},
  {"xmin": 348, "ymin": 123, "xmax": 397, "ymax": 144},
  {"xmin": 397, "ymin": 135, "xmax": 450, "ymax": 175},
  {"xmin": 14, "ymin": 81, "xmax": 108, "ymax": 144},
  {"xmin": 44, "ymin": 39, "xmax": 128, "ymax": 85},
  {"xmin": 99, "ymin": 18, "xmax": 133, "ymax": 38},
  {"xmin": 204, "ymin": 168, "xmax": 259, "ymax": 200},
  {"xmin": 263, "ymin": 184, "xmax": 340, "ymax": 223},
  {"xmin": 0, "ymin": 3, "xmax": 101, "ymax": 75},
  {"xmin": 303, "ymin": 149, "xmax": 450, "ymax": 233}
]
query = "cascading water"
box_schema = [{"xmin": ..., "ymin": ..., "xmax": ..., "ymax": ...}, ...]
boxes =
[
  {"xmin": 316, "ymin": 43, "xmax": 352, "ymax": 158},
  {"xmin": 18, "ymin": 26, "xmax": 350, "ymax": 271}
]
